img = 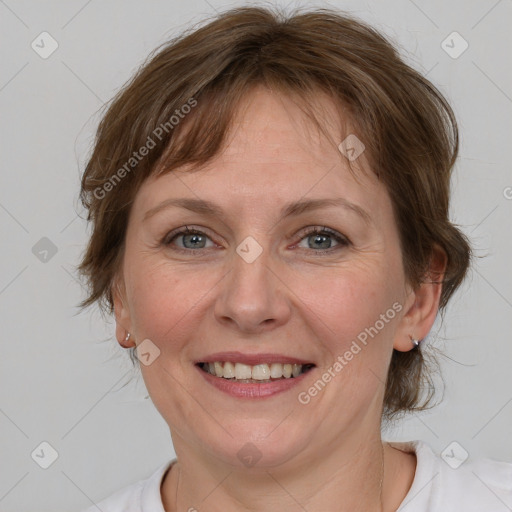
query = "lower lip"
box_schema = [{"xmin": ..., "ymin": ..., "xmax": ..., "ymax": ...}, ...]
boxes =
[{"xmin": 197, "ymin": 365, "xmax": 313, "ymax": 399}]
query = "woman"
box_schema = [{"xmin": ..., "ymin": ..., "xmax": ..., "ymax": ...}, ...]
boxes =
[{"xmin": 78, "ymin": 6, "xmax": 511, "ymax": 511}]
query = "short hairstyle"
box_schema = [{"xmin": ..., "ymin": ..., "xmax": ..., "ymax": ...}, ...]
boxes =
[{"xmin": 78, "ymin": 6, "xmax": 472, "ymax": 419}]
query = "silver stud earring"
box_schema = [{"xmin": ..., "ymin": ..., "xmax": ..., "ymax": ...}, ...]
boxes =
[
  {"xmin": 410, "ymin": 335, "xmax": 420, "ymax": 347},
  {"xmin": 125, "ymin": 333, "xmax": 131, "ymax": 342}
]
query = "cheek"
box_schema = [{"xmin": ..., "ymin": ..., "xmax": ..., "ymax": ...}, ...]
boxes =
[
  {"xmin": 299, "ymin": 265, "xmax": 402, "ymax": 405},
  {"xmin": 304, "ymin": 262, "xmax": 396, "ymax": 321},
  {"xmin": 126, "ymin": 258, "xmax": 223, "ymax": 349}
]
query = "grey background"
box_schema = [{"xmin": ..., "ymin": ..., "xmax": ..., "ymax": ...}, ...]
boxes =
[{"xmin": 0, "ymin": 0, "xmax": 511, "ymax": 510}]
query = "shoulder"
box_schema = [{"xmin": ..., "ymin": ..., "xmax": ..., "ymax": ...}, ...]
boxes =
[
  {"xmin": 80, "ymin": 460, "xmax": 174, "ymax": 512},
  {"xmin": 393, "ymin": 440, "xmax": 512, "ymax": 512}
]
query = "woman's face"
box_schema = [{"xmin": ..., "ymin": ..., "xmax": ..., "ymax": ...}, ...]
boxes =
[{"xmin": 114, "ymin": 87, "xmax": 418, "ymax": 467}]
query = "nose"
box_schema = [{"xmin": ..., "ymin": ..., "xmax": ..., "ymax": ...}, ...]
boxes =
[{"xmin": 214, "ymin": 244, "xmax": 292, "ymax": 334}]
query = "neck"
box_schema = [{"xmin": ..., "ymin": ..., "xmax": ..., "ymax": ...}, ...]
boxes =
[{"xmin": 162, "ymin": 433, "xmax": 393, "ymax": 512}]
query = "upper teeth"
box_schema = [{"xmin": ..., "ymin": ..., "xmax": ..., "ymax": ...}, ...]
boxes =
[{"xmin": 204, "ymin": 362, "xmax": 306, "ymax": 380}]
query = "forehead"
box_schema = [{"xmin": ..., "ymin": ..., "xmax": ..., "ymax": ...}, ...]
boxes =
[
  {"xmin": 134, "ymin": 86, "xmax": 387, "ymax": 221},
  {"xmin": 221, "ymin": 86, "xmax": 351, "ymax": 163}
]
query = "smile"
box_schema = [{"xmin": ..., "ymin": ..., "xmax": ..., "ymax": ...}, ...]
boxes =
[
  {"xmin": 196, "ymin": 360, "xmax": 316, "ymax": 399},
  {"xmin": 198, "ymin": 361, "xmax": 315, "ymax": 382}
]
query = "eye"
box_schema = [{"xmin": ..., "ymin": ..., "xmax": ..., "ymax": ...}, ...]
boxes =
[
  {"xmin": 163, "ymin": 226, "xmax": 216, "ymax": 251},
  {"xmin": 161, "ymin": 225, "xmax": 350, "ymax": 255},
  {"xmin": 295, "ymin": 226, "xmax": 350, "ymax": 253}
]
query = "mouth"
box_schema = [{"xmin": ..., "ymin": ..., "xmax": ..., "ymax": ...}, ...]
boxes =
[
  {"xmin": 197, "ymin": 361, "xmax": 315, "ymax": 383},
  {"xmin": 195, "ymin": 352, "xmax": 317, "ymax": 398}
]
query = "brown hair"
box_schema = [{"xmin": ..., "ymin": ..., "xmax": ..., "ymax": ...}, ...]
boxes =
[{"xmin": 77, "ymin": 6, "xmax": 471, "ymax": 419}]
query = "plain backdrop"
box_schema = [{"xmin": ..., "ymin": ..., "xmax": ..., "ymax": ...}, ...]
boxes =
[{"xmin": 0, "ymin": 0, "xmax": 511, "ymax": 510}]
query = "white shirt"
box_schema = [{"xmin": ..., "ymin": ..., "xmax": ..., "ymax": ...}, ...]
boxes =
[{"xmin": 81, "ymin": 440, "xmax": 512, "ymax": 511}]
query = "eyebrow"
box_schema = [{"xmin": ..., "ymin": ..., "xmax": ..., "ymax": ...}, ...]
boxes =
[{"xmin": 143, "ymin": 197, "xmax": 372, "ymax": 225}]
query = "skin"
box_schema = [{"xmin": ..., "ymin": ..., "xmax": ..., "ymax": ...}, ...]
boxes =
[{"xmin": 113, "ymin": 86, "xmax": 446, "ymax": 511}]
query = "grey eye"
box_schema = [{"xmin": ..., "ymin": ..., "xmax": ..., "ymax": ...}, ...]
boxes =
[{"xmin": 181, "ymin": 233, "xmax": 207, "ymax": 249}]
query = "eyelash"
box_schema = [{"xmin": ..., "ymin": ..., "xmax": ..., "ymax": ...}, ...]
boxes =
[{"xmin": 161, "ymin": 225, "xmax": 350, "ymax": 255}]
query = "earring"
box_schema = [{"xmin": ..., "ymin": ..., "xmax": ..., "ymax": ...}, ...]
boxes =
[
  {"xmin": 125, "ymin": 333, "xmax": 131, "ymax": 342},
  {"xmin": 410, "ymin": 335, "xmax": 420, "ymax": 347}
]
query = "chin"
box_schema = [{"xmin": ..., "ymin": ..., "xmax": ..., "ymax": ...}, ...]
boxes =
[{"xmin": 197, "ymin": 418, "xmax": 314, "ymax": 470}]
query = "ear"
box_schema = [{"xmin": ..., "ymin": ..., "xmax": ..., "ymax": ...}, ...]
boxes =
[
  {"xmin": 394, "ymin": 245, "xmax": 447, "ymax": 352},
  {"xmin": 112, "ymin": 275, "xmax": 136, "ymax": 349}
]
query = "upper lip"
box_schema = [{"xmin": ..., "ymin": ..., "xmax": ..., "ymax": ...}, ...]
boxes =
[{"xmin": 196, "ymin": 351, "xmax": 315, "ymax": 366}]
